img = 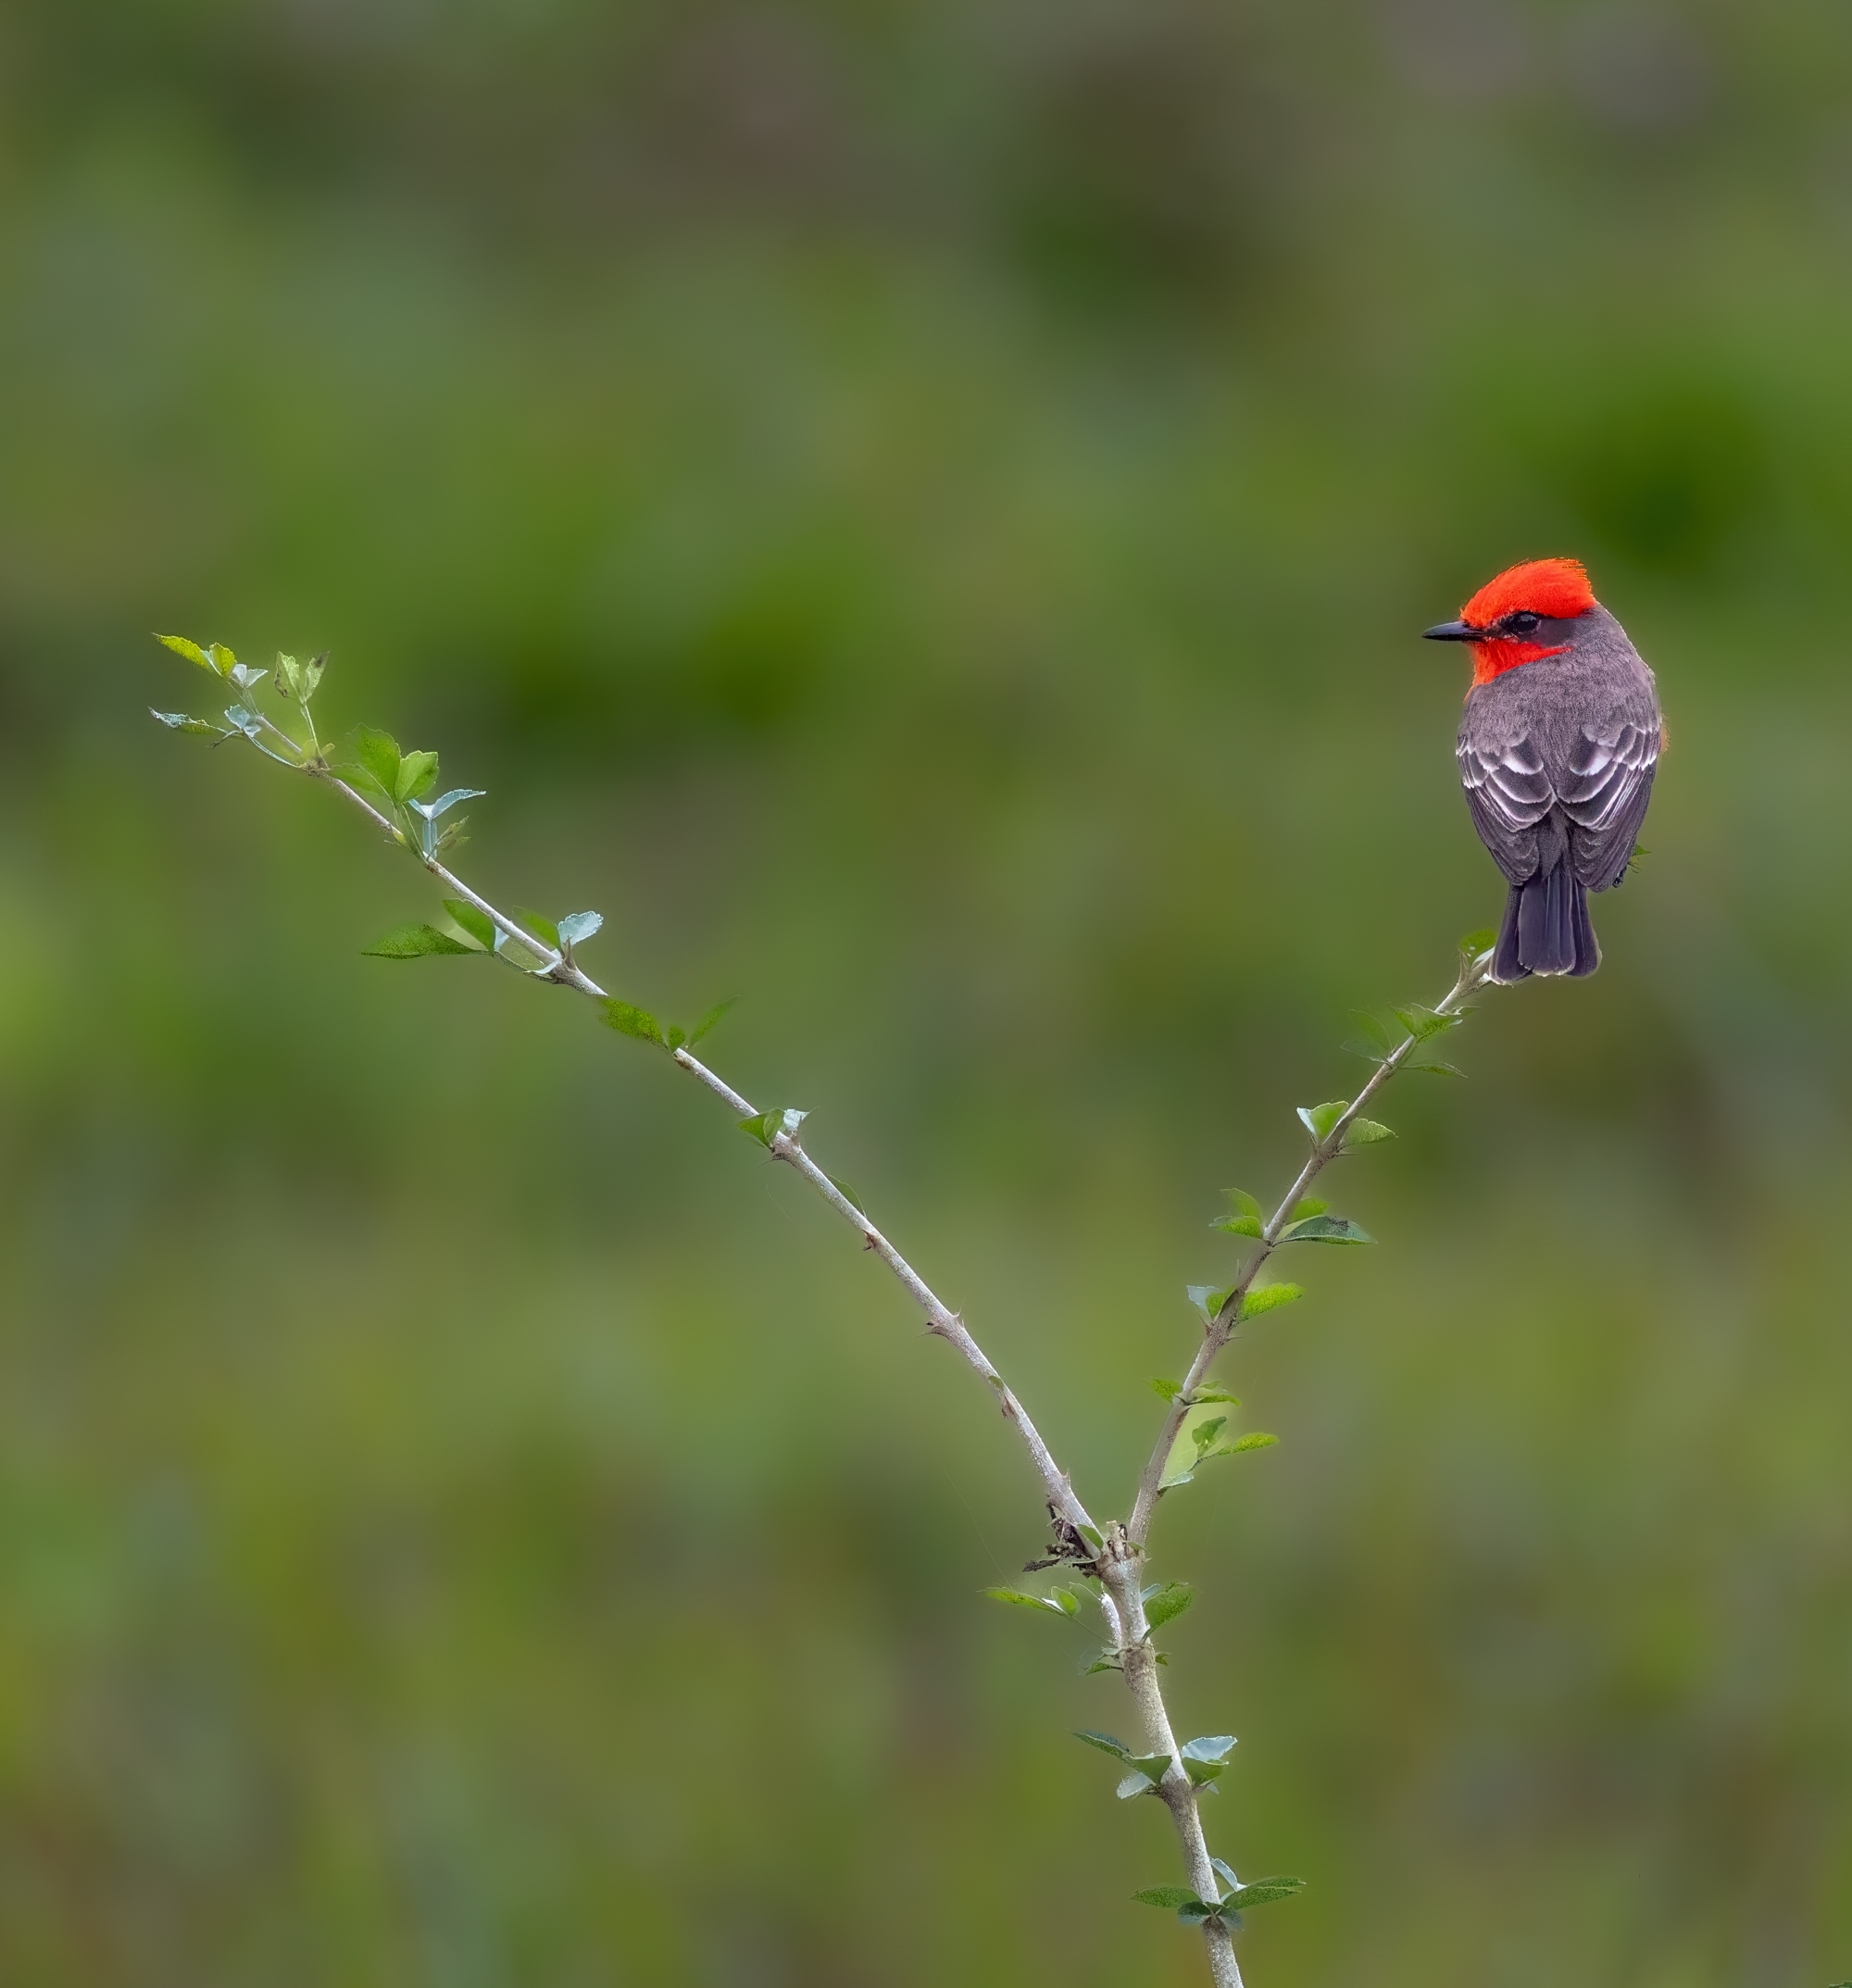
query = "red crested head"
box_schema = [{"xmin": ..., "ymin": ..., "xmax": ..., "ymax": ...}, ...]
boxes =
[
  {"xmin": 1426, "ymin": 556, "xmax": 1599, "ymax": 687},
  {"xmin": 1460, "ymin": 556, "xmax": 1596, "ymax": 629}
]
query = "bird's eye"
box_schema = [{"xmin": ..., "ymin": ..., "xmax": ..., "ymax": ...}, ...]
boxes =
[{"xmin": 1506, "ymin": 611, "xmax": 1541, "ymax": 635}]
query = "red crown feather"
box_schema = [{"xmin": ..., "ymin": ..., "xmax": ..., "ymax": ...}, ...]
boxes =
[{"xmin": 1461, "ymin": 557, "xmax": 1596, "ymax": 628}]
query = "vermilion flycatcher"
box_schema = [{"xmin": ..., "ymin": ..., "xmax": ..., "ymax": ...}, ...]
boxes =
[{"xmin": 1425, "ymin": 557, "xmax": 1661, "ymax": 983}]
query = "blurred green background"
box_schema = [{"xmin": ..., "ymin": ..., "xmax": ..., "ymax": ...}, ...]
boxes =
[{"xmin": 2, "ymin": 1, "xmax": 1851, "ymax": 1982}]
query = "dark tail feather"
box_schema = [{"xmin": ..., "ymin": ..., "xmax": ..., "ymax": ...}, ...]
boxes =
[{"xmin": 1493, "ymin": 866, "xmax": 1600, "ymax": 983}]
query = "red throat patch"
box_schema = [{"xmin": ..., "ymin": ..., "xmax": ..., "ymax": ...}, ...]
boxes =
[{"xmin": 1460, "ymin": 556, "xmax": 1597, "ymax": 687}]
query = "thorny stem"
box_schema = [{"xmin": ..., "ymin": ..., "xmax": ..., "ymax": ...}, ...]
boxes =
[
  {"xmin": 199, "ymin": 687, "xmax": 1493, "ymax": 1988},
  {"xmin": 1126, "ymin": 947, "xmax": 1493, "ymax": 1550}
]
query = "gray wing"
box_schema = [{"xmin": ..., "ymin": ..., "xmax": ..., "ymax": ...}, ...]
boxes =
[
  {"xmin": 1456, "ymin": 733, "xmax": 1554, "ymax": 884},
  {"xmin": 1558, "ymin": 720, "xmax": 1659, "ymax": 891}
]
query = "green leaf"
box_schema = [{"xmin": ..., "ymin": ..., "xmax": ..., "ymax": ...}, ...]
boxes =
[
  {"xmin": 1077, "ymin": 1523, "xmax": 1103, "ymax": 1549},
  {"xmin": 1290, "ymin": 1196, "xmax": 1328, "ymax": 1219},
  {"xmin": 274, "ymin": 652, "xmax": 301, "ymax": 699},
  {"xmin": 1181, "ymin": 1734, "xmax": 1236, "ymax": 1764},
  {"xmin": 983, "ymin": 1587, "xmax": 1070, "ymax": 1616},
  {"xmin": 1126, "ymin": 1754, "xmax": 1171, "ymax": 1786},
  {"xmin": 355, "ymin": 727, "xmax": 402, "ymax": 793},
  {"xmin": 739, "ymin": 1111, "xmax": 780, "ymax": 1147},
  {"xmin": 1239, "ymin": 1283, "xmax": 1302, "ymax": 1320},
  {"xmin": 1115, "ymin": 1771, "xmax": 1158, "ymax": 1798},
  {"xmin": 1149, "ymin": 1377, "xmax": 1184, "ymax": 1402},
  {"xmin": 1459, "ymin": 926, "xmax": 1497, "ymax": 958},
  {"xmin": 207, "ymin": 642, "xmax": 238, "ymax": 676},
  {"xmin": 1083, "ymin": 1653, "xmax": 1122, "ymax": 1676},
  {"xmin": 665, "ymin": 1024, "xmax": 687, "ymax": 1052},
  {"xmin": 1277, "ymin": 1214, "xmax": 1374, "ymax": 1245},
  {"xmin": 1297, "ymin": 1099, "xmax": 1348, "ymax": 1143},
  {"xmin": 557, "ymin": 910, "xmax": 603, "ymax": 948},
  {"xmin": 1184, "ymin": 1757, "xmax": 1228, "ymax": 1787},
  {"xmin": 1186, "ymin": 1284, "xmax": 1235, "ymax": 1321},
  {"xmin": 1143, "ymin": 1582, "xmax": 1195, "ymax": 1631},
  {"xmin": 1073, "ymin": 1730, "xmax": 1131, "ymax": 1759},
  {"xmin": 1211, "ymin": 1187, "xmax": 1264, "ymax": 1237},
  {"xmin": 393, "ymin": 749, "xmax": 438, "ymax": 803},
  {"xmin": 361, "ymin": 923, "xmax": 476, "ymax": 959},
  {"xmin": 149, "ymin": 708, "xmax": 229, "ymax": 736},
  {"xmin": 155, "ymin": 633, "xmax": 219, "ymax": 673},
  {"xmin": 1225, "ymin": 1877, "xmax": 1306, "ymax": 1908},
  {"xmin": 1192, "ymin": 1417, "xmax": 1227, "ymax": 1452},
  {"xmin": 1343, "ymin": 1117, "xmax": 1395, "ymax": 1147},
  {"xmin": 516, "ymin": 906, "xmax": 560, "ymax": 950},
  {"xmin": 1403, "ymin": 1056, "xmax": 1466, "ymax": 1078},
  {"xmin": 1230, "ymin": 1432, "xmax": 1278, "ymax": 1453},
  {"xmin": 603, "ymin": 999, "xmax": 665, "ymax": 1046},
  {"xmin": 300, "ymin": 651, "xmax": 327, "ymax": 702},
  {"xmin": 827, "ymin": 1175, "xmax": 866, "ymax": 1214},
  {"xmin": 442, "ymin": 899, "xmax": 497, "ymax": 950},
  {"xmin": 688, "ymin": 997, "xmax": 738, "ymax": 1045},
  {"xmin": 1132, "ymin": 1887, "xmax": 1202, "ymax": 1911},
  {"xmin": 1347, "ymin": 1009, "xmax": 1400, "ymax": 1057},
  {"xmin": 1392, "ymin": 1003, "xmax": 1459, "ymax": 1044},
  {"xmin": 1192, "ymin": 1386, "xmax": 1242, "ymax": 1405}
]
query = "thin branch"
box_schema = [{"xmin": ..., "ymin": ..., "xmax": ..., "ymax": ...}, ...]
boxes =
[
  {"xmin": 294, "ymin": 751, "xmax": 1101, "ymax": 1539},
  {"xmin": 162, "ymin": 655, "xmax": 1495, "ymax": 1988},
  {"xmin": 1126, "ymin": 946, "xmax": 1493, "ymax": 1548}
]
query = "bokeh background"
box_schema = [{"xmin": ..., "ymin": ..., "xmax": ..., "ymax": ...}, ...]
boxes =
[{"xmin": 1, "ymin": 2, "xmax": 1850, "ymax": 1982}]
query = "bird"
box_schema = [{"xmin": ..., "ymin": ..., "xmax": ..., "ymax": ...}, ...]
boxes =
[{"xmin": 1425, "ymin": 557, "xmax": 1661, "ymax": 984}]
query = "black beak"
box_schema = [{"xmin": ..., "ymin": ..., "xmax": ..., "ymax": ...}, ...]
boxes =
[{"xmin": 1422, "ymin": 619, "xmax": 1482, "ymax": 643}]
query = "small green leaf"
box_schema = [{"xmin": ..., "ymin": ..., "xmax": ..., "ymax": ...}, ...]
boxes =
[
  {"xmin": 665, "ymin": 1024, "xmax": 687, "ymax": 1052},
  {"xmin": 149, "ymin": 708, "xmax": 229, "ymax": 736},
  {"xmin": 1212, "ymin": 1187, "xmax": 1265, "ymax": 1237},
  {"xmin": 1392, "ymin": 1004, "xmax": 1459, "ymax": 1044},
  {"xmin": 1225, "ymin": 1877, "xmax": 1306, "ymax": 1908},
  {"xmin": 1181, "ymin": 1734, "xmax": 1236, "ymax": 1764},
  {"xmin": 361, "ymin": 923, "xmax": 475, "ymax": 959},
  {"xmin": 1186, "ymin": 1284, "xmax": 1235, "ymax": 1321},
  {"xmin": 1073, "ymin": 1730, "xmax": 1131, "ymax": 1759},
  {"xmin": 355, "ymin": 727, "xmax": 402, "ymax": 793},
  {"xmin": 1192, "ymin": 1386, "xmax": 1242, "ymax": 1406},
  {"xmin": 1076, "ymin": 1523, "xmax": 1104, "ymax": 1549},
  {"xmin": 1239, "ymin": 1283, "xmax": 1302, "ymax": 1320},
  {"xmin": 1344, "ymin": 1117, "xmax": 1395, "ymax": 1147},
  {"xmin": 557, "ymin": 910, "xmax": 603, "ymax": 947},
  {"xmin": 155, "ymin": 633, "xmax": 217, "ymax": 673},
  {"xmin": 827, "ymin": 1175, "xmax": 865, "ymax": 1214},
  {"xmin": 1053, "ymin": 1586, "xmax": 1081, "ymax": 1617},
  {"xmin": 1277, "ymin": 1214, "xmax": 1374, "ymax": 1245},
  {"xmin": 1132, "ymin": 1887, "xmax": 1202, "ymax": 1911},
  {"xmin": 515, "ymin": 906, "xmax": 560, "ymax": 950},
  {"xmin": 688, "ymin": 997, "xmax": 738, "ymax": 1045},
  {"xmin": 983, "ymin": 1587, "xmax": 1070, "ymax": 1616},
  {"xmin": 392, "ymin": 749, "xmax": 438, "ymax": 802},
  {"xmin": 1116, "ymin": 1770, "xmax": 1158, "ymax": 1798},
  {"xmin": 1348, "ymin": 1009, "xmax": 1401, "ymax": 1057},
  {"xmin": 1083, "ymin": 1653, "xmax": 1122, "ymax": 1675},
  {"xmin": 442, "ymin": 899, "xmax": 497, "ymax": 950},
  {"xmin": 300, "ymin": 651, "xmax": 327, "ymax": 701},
  {"xmin": 1126, "ymin": 1754, "xmax": 1171, "ymax": 1786},
  {"xmin": 1143, "ymin": 1582, "xmax": 1195, "ymax": 1631},
  {"xmin": 739, "ymin": 1111, "xmax": 780, "ymax": 1147},
  {"xmin": 1230, "ymin": 1432, "xmax": 1278, "ymax": 1453},
  {"xmin": 1192, "ymin": 1417, "xmax": 1228, "ymax": 1453},
  {"xmin": 1459, "ymin": 926, "xmax": 1497, "ymax": 958},
  {"xmin": 1149, "ymin": 1377, "xmax": 1184, "ymax": 1402},
  {"xmin": 1297, "ymin": 1100, "xmax": 1348, "ymax": 1143},
  {"xmin": 206, "ymin": 642, "xmax": 238, "ymax": 675},
  {"xmin": 1404, "ymin": 1056, "xmax": 1466, "ymax": 1078},
  {"xmin": 1291, "ymin": 1196, "xmax": 1328, "ymax": 1219},
  {"xmin": 1184, "ymin": 1757, "xmax": 1227, "ymax": 1787},
  {"xmin": 603, "ymin": 999, "xmax": 665, "ymax": 1046}
]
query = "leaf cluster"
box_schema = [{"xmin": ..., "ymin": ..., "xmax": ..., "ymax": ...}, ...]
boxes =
[{"xmin": 1132, "ymin": 1863, "xmax": 1305, "ymax": 1928}]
